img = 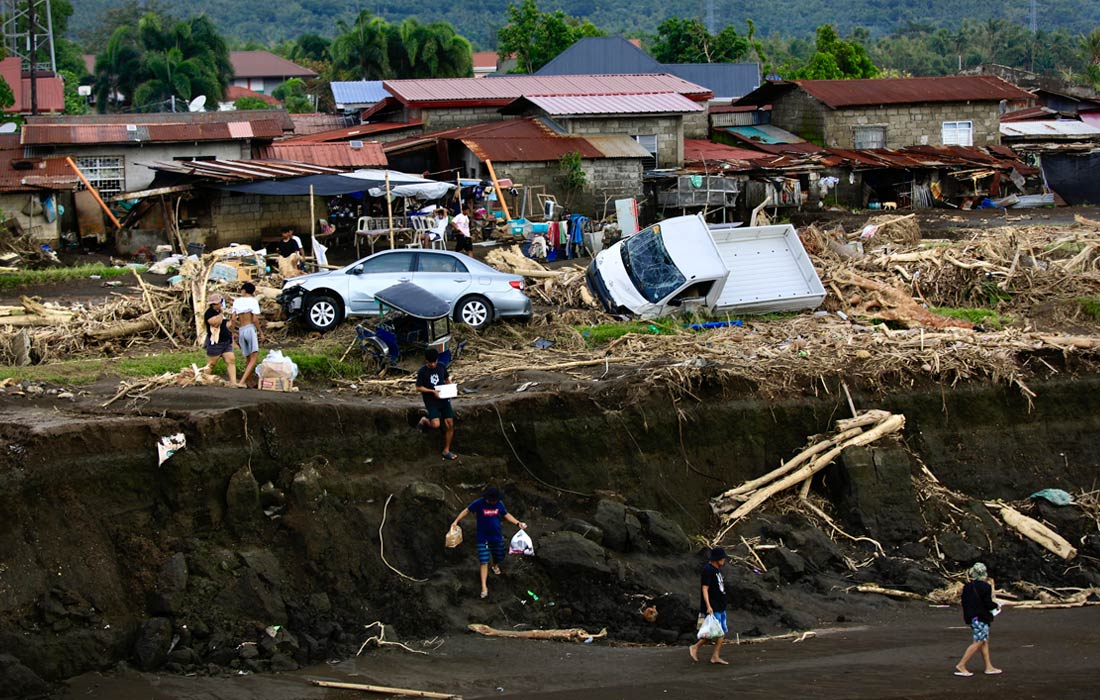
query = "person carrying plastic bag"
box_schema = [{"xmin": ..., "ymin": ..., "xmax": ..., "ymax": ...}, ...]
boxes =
[
  {"xmin": 449, "ymin": 486, "xmax": 528, "ymax": 599},
  {"xmin": 690, "ymin": 547, "xmax": 729, "ymax": 665}
]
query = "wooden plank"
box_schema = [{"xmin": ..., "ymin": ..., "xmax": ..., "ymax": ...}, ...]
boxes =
[
  {"xmin": 484, "ymin": 159, "xmax": 511, "ymax": 222},
  {"xmin": 106, "ymin": 185, "xmax": 193, "ymax": 202},
  {"xmin": 310, "ymin": 679, "xmax": 457, "ymax": 698}
]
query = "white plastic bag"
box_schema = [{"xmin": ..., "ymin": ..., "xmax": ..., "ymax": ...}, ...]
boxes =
[
  {"xmin": 509, "ymin": 529, "xmax": 534, "ymax": 556},
  {"xmin": 257, "ymin": 349, "xmax": 299, "ymax": 380},
  {"xmin": 697, "ymin": 614, "xmax": 724, "ymax": 640}
]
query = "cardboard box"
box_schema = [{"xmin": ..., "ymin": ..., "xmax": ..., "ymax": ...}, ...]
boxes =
[{"xmin": 259, "ymin": 377, "xmax": 296, "ymax": 392}]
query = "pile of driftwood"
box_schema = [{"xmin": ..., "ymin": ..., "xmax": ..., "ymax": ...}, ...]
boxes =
[
  {"xmin": 855, "ymin": 581, "xmax": 1100, "ymax": 610},
  {"xmin": 814, "ymin": 215, "xmax": 1100, "ymax": 328},
  {"xmin": 710, "ymin": 410, "xmax": 906, "ymax": 546},
  {"xmin": 485, "ymin": 246, "xmax": 598, "ymax": 309},
  {"xmin": 0, "ymin": 258, "xmax": 286, "ymax": 366}
]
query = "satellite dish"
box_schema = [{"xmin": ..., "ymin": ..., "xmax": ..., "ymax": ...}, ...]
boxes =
[
  {"xmin": 0, "ymin": 122, "xmax": 17, "ymax": 133},
  {"xmin": 188, "ymin": 95, "xmax": 207, "ymax": 112}
]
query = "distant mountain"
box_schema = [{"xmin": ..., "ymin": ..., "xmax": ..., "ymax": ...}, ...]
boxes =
[{"xmin": 72, "ymin": 0, "xmax": 1100, "ymax": 51}]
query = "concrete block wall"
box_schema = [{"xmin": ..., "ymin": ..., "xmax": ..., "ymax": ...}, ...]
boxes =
[
  {"xmin": 208, "ymin": 193, "xmax": 323, "ymax": 247},
  {"xmin": 683, "ymin": 109, "xmax": 709, "ymax": 140},
  {"xmin": 560, "ymin": 116, "xmax": 683, "ymax": 167},
  {"xmin": 824, "ymin": 102, "xmax": 1001, "ymax": 148},
  {"xmin": 492, "ymin": 158, "xmax": 643, "ymax": 217},
  {"xmin": 421, "ymin": 107, "xmax": 506, "ymax": 130},
  {"xmin": 770, "ymin": 91, "xmax": 827, "ymax": 145}
]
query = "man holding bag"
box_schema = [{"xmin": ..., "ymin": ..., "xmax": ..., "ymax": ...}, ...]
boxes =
[
  {"xmin": 449, "ymin": 487, "xmax": 527, "ymax": 600},
  {"xmin": 690, "ymin": 547, "xmax": 729, "ymax": 665}
]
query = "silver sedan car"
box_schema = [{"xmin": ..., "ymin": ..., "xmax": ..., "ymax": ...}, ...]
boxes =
[{"xmin": 279, "ymin": 249, "xmax": 532, "ymax": 332}]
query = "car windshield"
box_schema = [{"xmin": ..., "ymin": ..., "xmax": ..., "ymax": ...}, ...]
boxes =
[{"xmin": 619, "ymin": 224, "xmax": 686, "ymax": 303}]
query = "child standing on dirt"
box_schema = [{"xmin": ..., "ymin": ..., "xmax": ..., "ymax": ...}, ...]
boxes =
[
  {"xmin": 690, "ymin": 547, "xmax": 729, "ymax": 665},
  {"xmin": 416, "ymin": 348, "xmax": 457, "ymax": 460},
  {"xmin": 954, "ymin": 562, "xmax": 1003, "ymax": 677},
  {"xmin": 450, "ymin": 487, "xmax": 527, "ymax": 599},
  {"xmin": 203, "ymin": 295, "xmax": 237, "ymax": 385},
  {"xmin": 232, "ymin": 282, "xmax": 264, "ymax": 388}
]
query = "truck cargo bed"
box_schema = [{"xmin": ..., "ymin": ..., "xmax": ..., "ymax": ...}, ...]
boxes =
[{"xmin": 711, "ymin": 224, "xmax": 826, "ymax": 314}]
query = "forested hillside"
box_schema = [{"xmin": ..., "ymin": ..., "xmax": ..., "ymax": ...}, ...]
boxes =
[{"xmin": 72, "ymin": 0, "xmax": 1100, "ymax": 50}]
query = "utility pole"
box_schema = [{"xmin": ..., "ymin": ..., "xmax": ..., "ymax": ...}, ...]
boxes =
[
  {"xmin": 1029, "ymin": 0, "xmax": 1037, "ymax": 34},
  {"xmin": 27, "ymin": 0, "xmax": 37, "ymax": 116},
  {"xmin": 705, "ymin": 0, "xmax": 716, "ymax": 35}
]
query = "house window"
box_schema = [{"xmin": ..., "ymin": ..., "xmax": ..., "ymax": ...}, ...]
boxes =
[
  {"xmin": 633, "ymin": 134, "xmax": 658, "ymax": 169},
  {"xmin": 853, "ymin": 126, "xmax": 886, "ymax": 150},
  {"xmin": 942, "ymin": 120, "xmax": 974, "ymax": 146},
  {"xmin": 75, "ymin": 156, "xmax": 125, "ymax": 194}
]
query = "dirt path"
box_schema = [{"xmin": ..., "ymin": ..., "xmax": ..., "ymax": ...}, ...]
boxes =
[{"xmin": 56, "ymin": 606, "xmax": 1100, "ymax": 699}]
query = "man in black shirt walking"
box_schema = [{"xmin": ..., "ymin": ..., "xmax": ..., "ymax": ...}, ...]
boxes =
[
  {"xmin": 690, "ymin": 547, "xmax": 729, "ymax": 665},
  {"xmin": 416, "ymin": 347, "xmax": 457, "ymax": 460}
]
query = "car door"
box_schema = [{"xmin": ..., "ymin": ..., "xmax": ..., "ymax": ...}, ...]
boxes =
[
  {"xmin": 411, "ymin": 252, "xmax": 472, "ymax": 306},
  {"xmin": 346, "ymin": 251, "xmax": 416, "ymax": 314}
]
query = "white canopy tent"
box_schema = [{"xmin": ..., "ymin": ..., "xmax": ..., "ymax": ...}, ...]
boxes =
[{"xmin": 342, "ymin": 169, "xmax": 456, "ymax": 200}]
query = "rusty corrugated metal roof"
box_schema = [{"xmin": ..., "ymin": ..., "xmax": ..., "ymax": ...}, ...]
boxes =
[
  {"xmin": 148, "ymin": 159, "xmax": 340, "ymax": 182},
  {"xmin": 582, "ymin": 135, "xmax": 653, "ymax": 159},
  {"xmin": 257, "ymin": 142, "xmax": 387, "ymax": 168},
  {"xmin": 684, "ymin": 139, "xmax": 761, "ymax": 163},
  {"xmin": 774, "ymin": 76, "xmax": 1034, "ymax": 109},
  {"xmin": 27, "ymin": 109, "xmax": 293, "ymax": 128},
  {"xmin": 385, "ymin": 119, "xmax": 610, "ymax": 162},
  {"xmin": 283, "ymin": 121, "xmax": 423, "ymax": 143},
  {"xmin": 0, "ymin": 135, "xmax": 79, "ymax": 191},
  {"xmin": 22, "ymin": 117, "xmax": 286, "ymax": 145},
  {"xmin": 230, "ymin": 50, "xmax": 317, "ymax": 79},
  {"xmin": 511, "ymin": 92, "xmax": 704, "ymax": 116},
  {"xmin": 383, "ymin": 73, "xmax": 713, "ymax": 107}
]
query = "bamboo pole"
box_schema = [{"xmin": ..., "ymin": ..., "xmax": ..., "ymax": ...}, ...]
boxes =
[
  {"xmin": 485, "ymin": 159, "xmax": 511, "ymax": 221},
  {"xmin": 65, "ymin": 157, "xmax": 121, "ymax": 229},
  {"xmin": 310, "ymin": 680, "xmax": 456, "ymax": 699},
  {"xmin": 385, "ymin": 171, "xmax": 395, "ymax": 250}
]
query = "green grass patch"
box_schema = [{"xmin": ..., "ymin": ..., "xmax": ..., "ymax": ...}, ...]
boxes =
[
  {"xmin": 932, "ymin": 307, "xmax": 1010, "ymax": 329},
  {"xmin": 0, "ymin": 264, "xmax": 144, "ymax": 290},
  {"xmin": 1077, "ymin": 296, "xmax": 1100, "ymax": 320},
  {"xmin": 575, "ymin": 318, "xmax": 682, "ymax": 345}
]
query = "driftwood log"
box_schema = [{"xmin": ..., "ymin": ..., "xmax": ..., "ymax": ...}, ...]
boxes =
[
  {"xmin": 467, "ymin": 623, "xmax": 607, "ymax": 642},
  {"xmin": 311, "ymin": 680, "xmax": 456, "ymax": 699},
  {"xmin": 986, "ymin": 502, "xmax": 1077, "ymax": 560}
]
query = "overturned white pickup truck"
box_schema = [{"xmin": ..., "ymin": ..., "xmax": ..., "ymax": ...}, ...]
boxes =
[{"xmin": 585, "ymin": 214, "xmax": 825, "ymax": 318}]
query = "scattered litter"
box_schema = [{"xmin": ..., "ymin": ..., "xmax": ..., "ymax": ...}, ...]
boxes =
[
  {"xmin": 1029, "ymin": 488, "xmax": 1074, "ymax": 506},
  {"xmin": 514, "ymin": 381, "xmax": 539, "ymax": 393},
  {"xmin": 531, "ymin": 337, "xmax": 555, "ymax": 350},
  {"xmin": 156, "ymin": 433, "xmax": 186, "ymax": 466}
]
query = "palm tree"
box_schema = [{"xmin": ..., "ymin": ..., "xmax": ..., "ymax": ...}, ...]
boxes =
[
  {"xmin": 332, "ymin": 10, "xmax": 392, "ymax": 80},
  {"xmin": 131, "ymin": 46, "xmax": 222, "ymax": 111},
  {"xmin": 93, "ymin": 25, "xmax": 143, "ymax": 112},
  {"xmin": 388, "ymin": 19, "xmax": 473, "ymax": 79}
]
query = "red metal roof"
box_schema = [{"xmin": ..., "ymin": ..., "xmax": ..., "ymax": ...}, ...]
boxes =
[
  {"xmin": 383, "ymin": 73, "xmax": 713, "ymax": 107},
  {"xmin": 27, "ymin": 109, "xmax": 294, "ymax": 128},
  {"xmin": 510, "ymin": 92, "xmax": 704, "ymax": 115},
  {"xmin": 230, "ymin": 51, "xmax": 317, "ymax": 79},
  {"xmin": 785, "ymin": 76, "xmax": 1034, "ymax": 109},
  {"xmin": 683, "ymin": 139, "xmax": 762, "ymax": 163},
  {"xmin": 0, "ymin": 57, "xmax": 64, "ymax": 114},
  {"xmin": 472, "ymin": 51, "xmax": 499, "ymax": 70},
  {"xmin": 385, "ymin": 119, "xmax": 607, "ymax": 162},
  {"xmin": 226, "ymin": 86, "xmax": 280, "ymax": 106},
  {"xmin": 256, "ymin": 141, "xmax": 387, "ymax": 168},
  {"xmin": 1001, "ymin": 106, "xmax": 1057, "ymax": 122},
  {"xmin": 283, "ymin": 120, "xmax": 423, "ymax": 143},
  {"xmin": 148, "ymin": 158, "xmax": 340, "ymax": 182},
  {"xmin": 0, "ymin": 134, "xmax": 79, "ymax": 192}
]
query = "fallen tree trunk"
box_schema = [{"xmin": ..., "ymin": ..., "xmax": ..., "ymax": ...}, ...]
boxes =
[
  {"xmin": 0, "ymin": 314, "xmax": 71, "ymax": 327},
  {"xmin": 716, "ymin": 414, "xmax": 905, "ymax": 533},
  {"xmin": 852, "ymin": 583, "xmax": 926, "ymax": 600},
  {"xmin": 85, "ymin": 313, "xmax": 158, "ymax": 341},
  {"xmin": 467, "ymin": 623, "xmax": 607, "ymax": 642},
  {"xmin": 987, "ymin": 502, "xmax": 1077, "ymax": 560}
]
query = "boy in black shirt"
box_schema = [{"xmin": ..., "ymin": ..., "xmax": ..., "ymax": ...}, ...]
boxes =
[
  {"xmin": 690, "ymin": 547, "xmax": 729, "ymax": 665},
  {"xmin": 416, "ymin": 348, "xmax": 457, "ymax": 460}
]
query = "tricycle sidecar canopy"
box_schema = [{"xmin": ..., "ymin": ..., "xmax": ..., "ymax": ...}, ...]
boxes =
[{"xmin": 373, "ymin": 282, "xmax": 451, "ymax": 320}]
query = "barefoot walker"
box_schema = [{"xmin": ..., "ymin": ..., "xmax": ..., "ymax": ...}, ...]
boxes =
[
  {"xmin": 955, "ymin": 562, "xmax": 1003, "ymax": 677},
  {"xmin": 450, "ymin": 487, "xmax": 526, "ymax": 599},
  {"xmin": 690, "ymin": 547, "xmax": 729, "ymax": 665}
]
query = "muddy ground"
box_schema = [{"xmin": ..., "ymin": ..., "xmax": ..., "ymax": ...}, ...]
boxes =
[
  {"xmin": 55, "ymin": 606, "xmax": 1100, "ymax": 699},
  {"xmin": 3, "ymin": 208, "xmax": 1100, "ymax": 698}
]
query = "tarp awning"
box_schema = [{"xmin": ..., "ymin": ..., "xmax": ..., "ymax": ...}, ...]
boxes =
[
  {"xmin": 342, "ymin": 169, "xmax": 456, "ymax": 199},
  {"xmin": 213, "ymin": 173, "xmax": 387, "ymax": 196}
]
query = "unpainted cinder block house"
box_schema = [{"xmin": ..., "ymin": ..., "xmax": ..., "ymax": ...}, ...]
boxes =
[{"xmin": 736, "ymin": 76, "xmax": 1033, "ymax": 149}]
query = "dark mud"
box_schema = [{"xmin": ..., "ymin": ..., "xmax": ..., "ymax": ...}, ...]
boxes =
[{"xmin": 1, "ymin": 374, "xmax": 1099, "ymax": 696}]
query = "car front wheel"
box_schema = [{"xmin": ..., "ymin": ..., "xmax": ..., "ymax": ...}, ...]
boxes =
[
  {"xmin": 304, "ymin": 293, "xmax": 343, "ymax": 332},
  {"xmin": 456, "ymin": 295, "xmax": 493, "ymax": 330}
]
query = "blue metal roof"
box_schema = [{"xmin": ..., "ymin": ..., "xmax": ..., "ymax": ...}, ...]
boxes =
[
  {"xmin": 536, "ymin": 37, "xmax": 661, "ymax": 76},
  {"xmin": 330, "ymin": 81, "xmax": 390, "ymax": 106},
  {"xmin": 664, "ymin": 63, "xmax": 760, "ymax": 100},
  {"xmin": 535, "ymin": 36, "xmax": 760, "ymax": 99},
  {"xmin": 720, "ymin": 124, "xmax": 805, "ymax": 144}
]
